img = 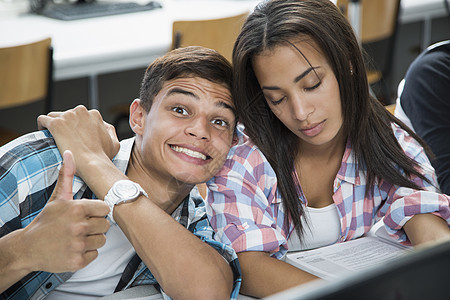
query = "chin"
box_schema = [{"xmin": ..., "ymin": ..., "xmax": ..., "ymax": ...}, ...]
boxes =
[{"xmin": 173, "ymin": 172, "xmax": 211, "ymax": 185}]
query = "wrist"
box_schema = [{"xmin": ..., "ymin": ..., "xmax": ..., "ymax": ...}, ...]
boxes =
[
  {"xmin": 3, "ymin": 229, "xmax": 35, "ymax": 275},
  {"xmin": 76, "ymin": 152, "xmax": 111, "ymax": 180},
  {"xmin": 78, "ymin": 157, "xmax": 128, "ymax": 199}
]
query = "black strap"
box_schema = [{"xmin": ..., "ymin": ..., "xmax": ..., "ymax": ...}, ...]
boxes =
[{"xmin": 114, "ymin": 253, "xmax": 142, "ymax": 292}]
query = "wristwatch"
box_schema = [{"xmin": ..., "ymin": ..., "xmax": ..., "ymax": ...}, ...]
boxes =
[{"xmin": 104, "ymin": 180, "xmax": 148, "ymax": 224}]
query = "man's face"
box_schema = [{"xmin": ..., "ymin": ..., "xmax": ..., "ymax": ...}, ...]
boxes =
[{"xmin": 134, "ymin": 76, "xmax": 235, "ymax": 185}]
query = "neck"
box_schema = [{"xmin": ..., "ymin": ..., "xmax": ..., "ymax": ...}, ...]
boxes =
[
  {"xmin": 298, "ymin": 127, "xmax": 346, "ymax": 163},
  {"xmin": 127, "ymin": 146, "xmax": 194, "ymax": 214}
]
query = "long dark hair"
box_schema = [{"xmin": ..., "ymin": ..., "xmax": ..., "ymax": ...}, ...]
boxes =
[{"xmin": 232, "ymin": 0, "xmax": 433, "ymax": 237}]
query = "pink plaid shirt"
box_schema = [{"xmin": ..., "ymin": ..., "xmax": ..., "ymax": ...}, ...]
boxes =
[{"xmin": 206, "ymin": 124, "xmax": 450, "ymax": 259}]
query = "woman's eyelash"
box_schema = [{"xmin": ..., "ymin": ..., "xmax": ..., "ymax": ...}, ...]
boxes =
[
  {"xmin": 304, "ymin": 81, "xmax": 321, "ymax": 91},
  {"xmin": 271, "ymin": 97, "xmax": 285, "ymax": 105}
]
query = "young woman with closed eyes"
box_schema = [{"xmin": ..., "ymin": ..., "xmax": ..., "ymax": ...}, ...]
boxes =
[{"xmin": 205, "ymin": 0, "xmax": 450, "ymax": 297}]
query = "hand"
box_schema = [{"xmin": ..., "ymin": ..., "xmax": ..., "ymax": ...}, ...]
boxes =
[
  {"xmin": 37, "ymin": 105, "xmax": 120, "ymax": 175},
  {"xmin": 22, "ymin": 150, "xmax": 110, "ymax": 273}
]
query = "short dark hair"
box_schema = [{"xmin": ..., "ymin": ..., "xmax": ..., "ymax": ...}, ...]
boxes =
[{"xmin": 139, "ymin": 46, "xmax": 232, "ymax": 112}]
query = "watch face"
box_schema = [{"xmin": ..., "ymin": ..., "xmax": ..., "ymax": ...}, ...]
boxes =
[{"xmin": 115, "ymin": 181, "xmax": 140, "ymax": 198}]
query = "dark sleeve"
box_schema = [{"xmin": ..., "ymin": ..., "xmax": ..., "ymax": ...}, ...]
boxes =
[{"xmin": 400, "ymin": 43, "xmax": 450, "ymax": 194}]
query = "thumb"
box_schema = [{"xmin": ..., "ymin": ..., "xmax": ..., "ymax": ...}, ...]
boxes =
[{"xmin": 49, "ymin": 150, "xmax": 76, "ymax": 202}]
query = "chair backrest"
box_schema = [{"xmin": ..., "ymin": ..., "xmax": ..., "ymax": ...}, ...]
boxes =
[
  {"xmin": 171, "ymin": 12, "xmax": 249, "ymax": 63},
  {"xmin": 337, "ymin": 0, "xmax": 401, "ymax": 77},
  {"xmin": 0, "ymin": 37, "xmax": 53, "ymax": 111}
]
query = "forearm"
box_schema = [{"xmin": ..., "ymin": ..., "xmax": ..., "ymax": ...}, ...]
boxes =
[
  {"xmin": 403, "ymin": 213, "xmax": 450, "ymax": 246},
  {"xmin": 115, "ymin": 197, "xmax": 233, "ymax": 299},
  {"xmin": 77, "ymin": 158, "xmax": 233, "ymax": 298},
  {"xmin": 0, "ymin": 229, "xmax": 33, "ymax": 293},
  {"xmin": 75, "ymin": 155, "xmax": 123, "ymax": 199},
  {"xmin": 238, "ymin": 251, "xmax": 319, "ymax": 298}
]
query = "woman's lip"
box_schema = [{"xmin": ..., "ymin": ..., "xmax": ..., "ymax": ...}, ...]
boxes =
[{"xmin": 299, "ymin": 120, "xmax": 325, "ymax": 137}]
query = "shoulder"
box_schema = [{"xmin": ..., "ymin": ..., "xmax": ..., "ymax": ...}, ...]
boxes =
[
  {"xmin": 226, "ymin": 125, "xmax": 269, "ymax": 168},
  {"xmin": 391, "ymin": 123, "xmax": 432, "ymax": 168},
  {"xmin": 222, "ymin": 124, "xmax": 276, "ymax": 178},
  {"xmin": 407, "ymin": 41, "xmax": 450, "ymax": 78},
  {"xmin": 0, "ymin": 131, "xmax": 61, "ymax": 229},
  {"xmin": 0, "ymin": 130, "xmax": 61, "ymax": 171}
]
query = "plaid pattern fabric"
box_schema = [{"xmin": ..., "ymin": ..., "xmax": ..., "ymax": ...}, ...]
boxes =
[
  {"xmin": 0, "ymin": 131, "xmax": 241, "ymax": 300},
  {"xmin": 206, "ymin": 124, "xmax": 450, "ymax": 259}
]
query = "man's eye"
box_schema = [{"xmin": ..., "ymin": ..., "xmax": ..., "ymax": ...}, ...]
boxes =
[
  {"xmin": 211, "ymin": 119, "xmax": 228, "ymax": 127},
  {"xmin": 172, "ymin": 107, "xmax": 188, "ymax": 115}
]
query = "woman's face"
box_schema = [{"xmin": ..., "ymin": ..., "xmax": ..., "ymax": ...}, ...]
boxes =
[{"xmin": 252, "ymin": 39, "xmax": 344, "ymax": 149}]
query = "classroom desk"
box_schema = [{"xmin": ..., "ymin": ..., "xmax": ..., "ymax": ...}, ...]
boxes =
[{"xmin": 0, "ymin": 0, "xmax": 446, "ymax": 108}]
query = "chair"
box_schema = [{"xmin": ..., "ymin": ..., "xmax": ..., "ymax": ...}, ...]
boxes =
[
  {"xmin": 111, "ymin": 12, "xmax": 249, "ymax": 139},
  {"xmin": 337, "ymin": 0, "xmax": 401, "ymax": 104},
  {"xmin": 0, "ymin": 37, "xmax": 53, "ymax": 146},
  {"xmin": 385, "ymin": 103, "xmax": 396, "ymax": 115},
  {"xmin": 171, "ymin": 12, "xmax": 249, "ymax": 63}
]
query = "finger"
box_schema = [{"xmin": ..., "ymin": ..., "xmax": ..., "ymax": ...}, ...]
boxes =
[
  {"xmin": 84, "ymin": 233, "xmax": 108, "ymax": 251},
  {"xmin": 77, "ymin": 199, "xmax": 110, "ymax": 217},
  {"xmin": 47, "ymin": 111, "xmax": 64, "ymax": 118},
  {"xmin": 48, "ymin": 150, "xmax": 76, "ymax": 202},
  {"xmin": 104, "ymin": 121, "xmax": 120, "ymax": 148},
  {"xmin": 79, "ymin": 250, "xmax": 99, "ymax": 269},
  {"xmin": 86, "ymin": 216, "xmax": 110, "ymax": 235},
  {"xmin": 37, "ymin": 115, "xmax": 51, "ymax": 131}
]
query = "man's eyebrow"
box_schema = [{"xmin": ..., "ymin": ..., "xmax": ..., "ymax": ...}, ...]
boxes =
[
  {"xmin": 261, "ymin": 66, "xmax": 319, "ymax": 91},
  {"xmin": 166, "ymin": 87, "xmax": 199, "ymax": 99},
  {"xmin": 167, "ymin": 87, "xmax": 236, "ymax": 117},
  {"xmin": 216, "ymin": 101, "xmax": 236, "ymax": 117}
]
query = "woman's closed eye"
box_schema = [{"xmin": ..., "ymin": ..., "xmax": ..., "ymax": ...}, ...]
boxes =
[
  {"xmin": 304, "ymin": 80, "xmax": 321, "ymax": 91},
  {"xmin": 269, "ymin": 96, "xmax": 286, "ymax": 105}
]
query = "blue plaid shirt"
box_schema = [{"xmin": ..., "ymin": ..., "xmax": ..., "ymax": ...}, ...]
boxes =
[{"xmin": 0, "ymin": 130, "xmax": 241, "ymax": 300}]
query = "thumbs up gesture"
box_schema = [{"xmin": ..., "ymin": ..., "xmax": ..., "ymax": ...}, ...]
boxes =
[{"xmin": 20, "ymin": 150, "xmax": 110, "ymax": 273}]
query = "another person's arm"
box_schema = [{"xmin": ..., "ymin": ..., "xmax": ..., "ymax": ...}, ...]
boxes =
[
  {"xmin": 0, "ymin": 150, "xmax": 110, "ymax": 293},
  {"xmin": 38, "ymin": 106, "xmax": 234, "ymax": 299}
]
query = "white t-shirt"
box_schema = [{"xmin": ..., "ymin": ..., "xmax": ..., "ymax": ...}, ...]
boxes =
[
  {"xmin": 287, "ymin": 203, "xmax": 341, "ymax": 252},
  {"xmin": 46, "ymin": 223, "xmax": 135, "ymax": 299}
]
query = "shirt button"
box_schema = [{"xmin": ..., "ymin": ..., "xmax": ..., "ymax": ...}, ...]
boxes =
[{"xmin": 45, "ymin": 282, "xmax": 53, "ymax": 289}]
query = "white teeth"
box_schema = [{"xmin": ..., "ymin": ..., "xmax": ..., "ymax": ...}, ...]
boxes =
[{"xmin": 171, "ymin": 146, "xmax": 207, "ymax": 160}]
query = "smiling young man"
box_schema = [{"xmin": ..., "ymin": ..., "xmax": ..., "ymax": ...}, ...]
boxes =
[{"xmin": 0, "ymin": 46, "xmax": 241, "ymax": 299}]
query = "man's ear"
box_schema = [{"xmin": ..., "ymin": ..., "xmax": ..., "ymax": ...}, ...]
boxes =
[
  {"xmin": 231, "ymin": 131, "xmax": 239, "ymax": 146},
  {"xmin": 129, "ymin": 99, "xmax": 146, "ymax": 135}
]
